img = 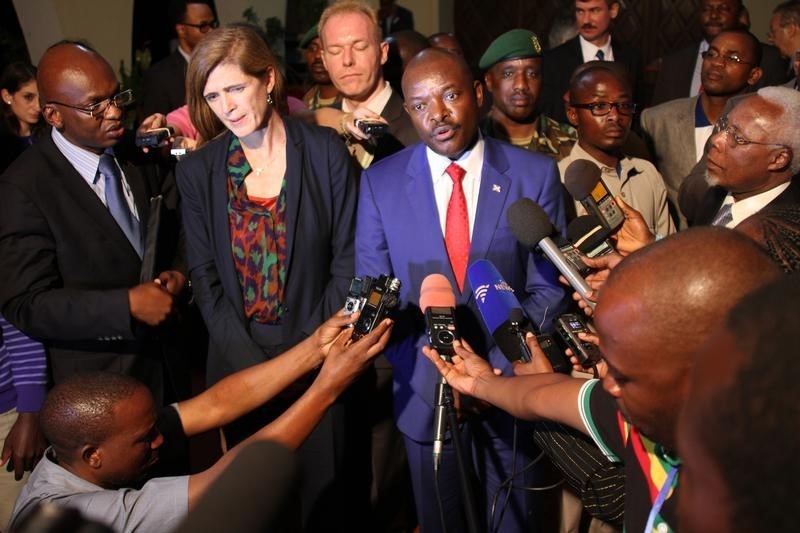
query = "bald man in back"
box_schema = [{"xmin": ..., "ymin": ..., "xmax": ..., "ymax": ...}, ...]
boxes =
[
  {"xmin": 0, "ymin": 41, "xmax": 185, "ymax": 405},
  {"xmin": 426, "ymin": 227, "xmax": 780, "ymax": 532}
]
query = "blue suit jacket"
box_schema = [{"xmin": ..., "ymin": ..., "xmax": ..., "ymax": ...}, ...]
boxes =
[{"xmin": 356, "ymin": 137, "xmax": 568, "ymax": 441}]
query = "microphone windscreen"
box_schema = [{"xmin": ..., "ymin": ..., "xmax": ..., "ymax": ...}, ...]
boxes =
[
  {"xmin": 563, "ymin": 159, "xmax": 602, "ymax": 200},
  {"xmin": 507, "ymin": 198, "xmax": 554, "ymax": 247},
  {"xmin": 567, "ymin": 215, "xmax": 613, "ymax": 254},
  {"xmin": 467, "ymin": 260, "xmax": 526, "ymax": 335},
  {"xmin": 419, "ymin": 273, "xmax": 456, "ymax": 312},
  {"xmin": 172, "ymin": 441, "xmax": 299, "ymax": 533}
]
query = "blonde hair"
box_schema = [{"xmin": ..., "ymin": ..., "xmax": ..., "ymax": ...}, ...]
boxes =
[
  {"xmin": 186, "ymin": 24, "xmax": 286, "ymax": 142},
  {"xmin": 319, "ymin": 1, "xmax": 381, "ymax": 46}
]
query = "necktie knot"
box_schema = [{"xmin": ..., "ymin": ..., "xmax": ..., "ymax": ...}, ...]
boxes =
[
  {"xmin": 712, "ymin": 202, "xmax": 733, "ymax": 227},
  {"xmin": 595, "ymin": 49, "xmax": 605, "ymax": 61},
  {"xmin": 445, "ymin": 162, "xmax": 466, "ymax": 184},
  {"xmin": 97, "ymin": 153, "xmax": 143, "ymax": 257}
]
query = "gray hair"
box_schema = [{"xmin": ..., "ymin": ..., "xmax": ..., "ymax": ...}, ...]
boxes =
[{"xmin": 758, "ymin": 85, "xmax": 800, "ymax": 174}]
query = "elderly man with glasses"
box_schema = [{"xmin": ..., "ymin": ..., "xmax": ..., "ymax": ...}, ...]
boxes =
[
  {"xmin": 559, "ymin": 61, "xmax": 676, "ymax": 237},
  {"xmin": 142, "ymin": 0, "xmax": 217, "ymax": 116},
  {"xmin": 0, "ymin": 41, "xmax": 186, "ymax": 406},
  {"xmin": 692, "ymin": 85, "xmax": 800, "ymax": 227},
  {"xmin": 641, "ymin": 30, "xmax": 763, "ymax": 228}
]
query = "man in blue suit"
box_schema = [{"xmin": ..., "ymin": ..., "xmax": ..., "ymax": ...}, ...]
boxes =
[{"xmin": 356, "ymin": 48, "xmax": 569, "ymax": 533}]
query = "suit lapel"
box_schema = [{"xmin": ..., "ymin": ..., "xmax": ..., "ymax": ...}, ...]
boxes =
[
  {"xmin": 42, "ymin": 135, "xmax": 141, "ymax": 260},
  {"xmin": 463, "ymin": 140, "xmax": 510, "ymax": 302},
  {"xmin": 210, "ymin": 133, "xmax": 247, "ymax": 316},
  {"xmin": 283, "ymin": 120, "xmax": 303, "ymax": 276},
  {"xmin": 404, "ymin": 145, "xmax": 459, "ymax": 290}
]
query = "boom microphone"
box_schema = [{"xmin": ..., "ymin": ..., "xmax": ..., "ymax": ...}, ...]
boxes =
[
  {"xmin": 467, "ymin": 260, "xmax": 571, "ymax": 373},
  {"xmin": 506, "ymin": 198, "xmax": 596, "ymax": 310},
  {"xmin": 419, "ymin": 274, "xmax": 459, "ymax": 470},
  {"xmin": 567, "ymin": 215, "xmax": 615, "ymax": 258},
  {"xmin": 563, "ymin": 159, "xmax": 624, "ymax": 231}
]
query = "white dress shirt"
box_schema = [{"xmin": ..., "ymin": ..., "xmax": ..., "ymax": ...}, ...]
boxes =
[{"xmin": 426, "ymin": 137, "xmax": 485, "ymax": 238}]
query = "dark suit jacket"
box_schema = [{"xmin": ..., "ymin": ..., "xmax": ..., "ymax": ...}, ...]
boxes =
[
  {"xmin": 333, "ymin": 89, "xmax": 418, "ymax": 166},
  {"xmin": 176, "ymin": 118, "xmax": 357, "ymax": 385},
  {"xmin": 0, "ymin": 131, "xmax": 182, "ymax": 403},
  {"xmin": 380, "ymin": 5, "xmax": 414, "ymax": 36},
  {"xmin": 142, "ymin": 49, "xmax": 188, "ymax": 117},
  {"xmin": 540, "ymin": 35, "xmax": 641, "ymax": 124},
  {"xmin": 693, "ymin": 178, "xmax": 800, "ymax": 226},
  {"xmin": 652, "ymin": 41, "xmax": 789, "ymax": 106}
]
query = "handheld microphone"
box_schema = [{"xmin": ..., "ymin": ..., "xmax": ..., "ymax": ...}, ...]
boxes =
[
  {"xmin": 506, "ymin": 198, "xmax": 596, "ymax": 310},
  {"xmin": 563, "ymin": 159, "xmax": 625, "ymax": 231},
  {"xmin": 467, "ymin": 259, "xmax": 571, "ymax": 373},
  {"xmin": 567, "ymin": 215, "xmax": 615, "ymax": 258},
  {"xmin": 419, "ymin": 274, "xmax": 459, "ymax": 470}
]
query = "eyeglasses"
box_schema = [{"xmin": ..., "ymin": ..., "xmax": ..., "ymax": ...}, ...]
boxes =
[
  {"xmin": 48, "ymin": 89, "xmax": 134, "ymax": 119},
  {"xmin": 701, "ymin": 49, "xmax": 754, "ymax": 66},
  {"xmin": 179, "ymin": 19, "xmax": 219, "ymax": 33},
  {"xmin": 569, "ymin": 101, "xmax": 637, "ymax": 116},
  {"xmin": 712, "ymin": 116, "xmax": 790, "ymax": 150}
]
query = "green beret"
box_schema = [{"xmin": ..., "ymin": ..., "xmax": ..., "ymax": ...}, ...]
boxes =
[
  {"xmin": 479, "ymin": 29, "xmax": 543, "ymax": 71},
  {"xmin": 299, "ymin": 24, "xmax": 319, "ymax": 49}
]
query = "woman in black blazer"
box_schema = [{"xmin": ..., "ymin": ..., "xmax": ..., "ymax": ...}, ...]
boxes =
[{"xmin": 176, "ymin": 25, "xmax": 363, "ymax": 531}]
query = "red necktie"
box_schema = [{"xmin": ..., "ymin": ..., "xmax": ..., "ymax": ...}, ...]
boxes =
[{"xmin": 444, "ymin": 162, "xmax": 470, "ymax": 292}]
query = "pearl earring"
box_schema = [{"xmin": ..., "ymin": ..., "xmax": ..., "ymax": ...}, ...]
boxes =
[{"xmin": 267, "ymin": 93, "xmax": 274, "ymax": 105}]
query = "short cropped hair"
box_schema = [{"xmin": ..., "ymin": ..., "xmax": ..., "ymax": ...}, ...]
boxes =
[
  {"xmin": 757, "ymin": 85, "xmax": 800, "ymax": 174},
  {"xmin": 319, "ymin": 1, "xmax": 381, "ymax": 46},
  {"xmin": 773, "ymin": 0, "xmax": 800, "ymax": 27},
  {"xmin": 40, "ymin": 373, "xmax": 145, "ymax": 462},
  {"xmin": 696, "ymin": 275, "xmax": 800, "ymax": 532}
]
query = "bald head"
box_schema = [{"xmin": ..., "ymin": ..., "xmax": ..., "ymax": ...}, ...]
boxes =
[
  {"xmin": 38, "ymin": 42, "xmax": 113, "ymax": 104},
  {"xmin": 601, "ymin": 227, "xmax": 779, "ymax": 363},
  {"xmin": 594, "ymin": 227, "xmax": 780, "ymax": 446},
  {"xmin": 40, "ymin": 372, "xmax": 146, "ymax": 463}
]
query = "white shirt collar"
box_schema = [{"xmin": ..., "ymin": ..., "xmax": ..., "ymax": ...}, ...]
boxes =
[
  {"xmin": 426, "ymin": 135, "xmax": 485, "ymax": 238},
  {"xmin": 722, "ymin": 181, "xmax": 793, "ymax": 228},
  {"xmin": 579, "ymin": 35, "xmax": 613, "ymax": 63},
  {"xmin": 177, "ymin": 44, "xmax": 192, "ymax": 64},
  {"xmin": 51, "ymin": 127, "xmax": 105, "ymax": 186},
  {"xmin": 342, "ymin": 81, "xmax": 393, "ymax": 116}
]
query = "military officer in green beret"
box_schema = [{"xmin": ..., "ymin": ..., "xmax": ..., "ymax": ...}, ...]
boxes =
[
  {"xmin": 299, "ymin": 24, "xmax": 341, "ymax": 110},
  {"xmin": 479, "ymin": 29, "xmax": 577, "ymax": 161}
]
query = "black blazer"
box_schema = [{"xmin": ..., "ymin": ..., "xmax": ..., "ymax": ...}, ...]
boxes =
[
  {"xmin": 176, "ymin": 118, "xmax": 357, "ymax": 384},
  {"xmin": 540, "ymin": 35, "xmax": 641, "ymax": 124},
  {"xmin": 652, "ymin": 41, "xmax": 789, "ymax": 106},
  {"xmin": 142, "ymin": 50, "xmax": 188, "ymax": 117},
  {"xmin": 0, "ymin": 131, "xmax": 182, "ymax": 403},
  {"xmin": 380, "ymin": 5, "xmax": 414, "ymax": 35},
  {"xmin": 693, "ymin": 178, "xmax": 800, "ymax": 227},
  {"xmin": 333, "ymin": 89, "xmax": 419, "ymax": 165}
]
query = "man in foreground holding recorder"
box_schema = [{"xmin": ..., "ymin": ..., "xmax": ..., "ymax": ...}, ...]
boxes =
[
  {"xmin": 8, "ymin": 313, "xmax": 392, "ymax": 532},
  {"xmin": 425, "ymin": 227, "xmax": 780, "ymax": 532}
]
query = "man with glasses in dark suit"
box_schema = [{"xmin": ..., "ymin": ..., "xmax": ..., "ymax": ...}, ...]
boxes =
[
  {"xmin": 0, "ymin": 41, "xmax": 185, "ymax": 406},
  {"xmin": 142, "ymin": 0, "xmax": 218, "ymax": 117}
]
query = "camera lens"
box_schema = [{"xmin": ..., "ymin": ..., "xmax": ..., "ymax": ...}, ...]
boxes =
[
  {"xmin": 437, "ymin": 331, "xmax": 454, "ymax": 345},
  {"xmin": 346, "ymin": 300, "xmax": 355, "ymax": 312}
]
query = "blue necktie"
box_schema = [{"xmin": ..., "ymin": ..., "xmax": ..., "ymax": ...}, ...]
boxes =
[
  {"xmin": 711, "ymin": 202, "xmax": 733, "ymax": 227},
  {"xmin": 98, "ymin": 153, "xmax": 143, "ymax": 257},
  {"xmin": 595, "ymin": 49, "xmax": 605, "ymax": 61}
]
